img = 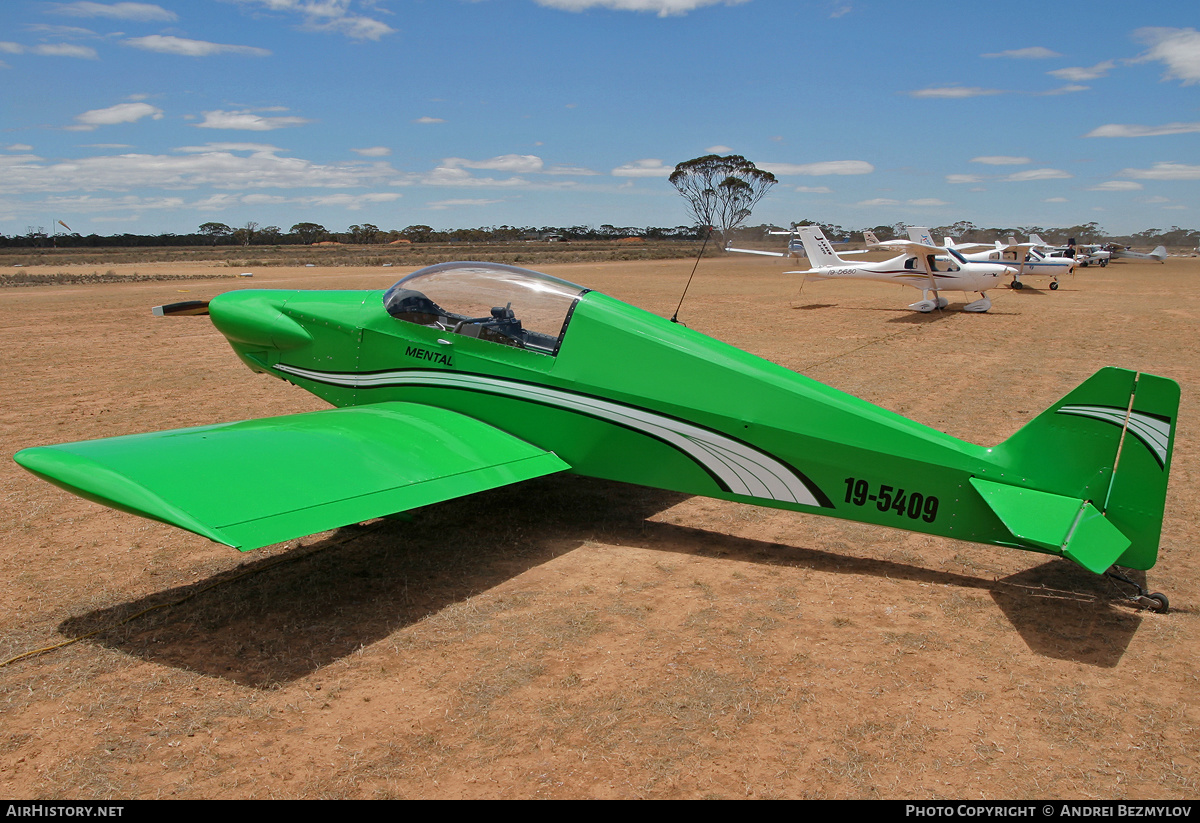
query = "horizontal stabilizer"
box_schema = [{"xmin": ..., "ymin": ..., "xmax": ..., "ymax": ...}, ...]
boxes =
[
  {"xmin": 970, "ymin": 478, "xmax": 1130, "ymax": 574},
  {"xmin": 15, "ymin": 403, "xmax": 569, "ymax": 551}
]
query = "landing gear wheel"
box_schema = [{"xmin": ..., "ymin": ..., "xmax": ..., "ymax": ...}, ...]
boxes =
[
  {"xmin": 1011, "ymin": 280, "xmax": 1024, "ymax": 290},
  {"xmin": 1106, "ymin": 568, "xmax": 1170, "ymax": 613},
  {"xmin": 1050, "ymin": 281, "xmax": 1060, "ymax": 290}
]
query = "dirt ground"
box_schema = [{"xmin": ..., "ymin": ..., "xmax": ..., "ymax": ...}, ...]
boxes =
[{"xmin": 1, "ymin": 253, "xmax": 1197, "ymax": 799}]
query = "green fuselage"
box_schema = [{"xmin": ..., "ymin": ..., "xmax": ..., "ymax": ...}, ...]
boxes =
[{"xmin": 214, "ymin": 287, "xmax": 1021, "ymax": 552}]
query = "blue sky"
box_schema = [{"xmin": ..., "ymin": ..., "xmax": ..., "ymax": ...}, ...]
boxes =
[{"xmin": 2, "ymin": 0, "xmax": 1197, "ymax": 237}]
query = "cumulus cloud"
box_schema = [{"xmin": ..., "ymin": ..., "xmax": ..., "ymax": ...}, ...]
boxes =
[
  {"xmin": 0, "ymin": 147, "xmax": 404, "ymax": 194},
  {"xmin": 611, "ymin": 159, "xmax": 674, "ymax": 177},
  {"xmin": 2, "ymin": 42, "xmax": 99, "ymax": 58},
  {"xmin": 1004, "ymin": 168, "xmax": 1072, "ymax": 182},
  {"xmin": 175, "ymin": 142, "xmax": 284, "ymax": 153},
  {"xmin": 1048, "ymin": 61, "xmax": 1115, "ymax": 82},
  {"xmin": 6, "ymin": 144, "xmax": 34, "ymax": 151},
  {"xmin": 1087, "ymin": 181, "xmax": 1143, "ymax": 191},
  {"xmin": 428, "ymin": 198, "xmax": 505, "ymax": 210},
  {"xmin": 705, "ymin": 145, "xmax": 733, "ymax": 153},
  {"xmin": 971, "ymin": 156, "xmax": 1032, "ymax": 165},
  {"xmin": 125, "ymin": 35, "xmax": 271, "ymax": 57},
  {"xmin": 1039, "ymin": 84, "xmax": 1089, "ymax": 95},
  {"xmin": 353, "ymin": 146, "xmax": 391, "ymax": 157},
  {"xmin": 49, "ymin": 2, "xmax": 177, "ymax": 21},
  {"xmin": 909, "ymin": 86, "xmax": 1004, "ymax": 98},
  {"xmin": 1116, "ymin": 162, "xmax": 1200, "ymax": 180},
  {"xmin": 414, "ymin": 116, "xmax": 444, "ymax": 124},
  {"xmin": 855, "ymin": 197, "xmax": 947, "ymax": 207},
  {"xmin": 533, "ymin": 0, "xmax": 749, "ymax": 17},
  {"xmin": 758, "ymin": 160, "xmax": 873, "ymax": 175},
  {"xmin": 946, "ymin": 174, "xmax": 983, "ymax": 184},
  {"xmin": 194, "ymin": 109, "xmax": 311, "ymax": 130},
  {"xmin": 1085, "ymin": 122, "xmax": 1200, "ymax": 138},
  {"xmin": 440, "ymin": 155, "xmax": 544, "ymax": 173},
  {"xmin": 230, "ymin": 0, "xmax": 395, "ymax": 41},
  {"xmin": 1132, "ymin": 27, "xmax": 1200, "ymax": 85},
  {"xmin": 70, "ymin": 102, "xmax": 163, "ymax": 130},
  {"xmin": 982, "ymin": 47, "xmax": 1061, "ymax": 59}
]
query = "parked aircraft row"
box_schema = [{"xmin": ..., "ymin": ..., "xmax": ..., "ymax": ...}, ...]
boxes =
[{"xmin": 727, "ymin": 224, "xmax": 1168, "ymax": 313}]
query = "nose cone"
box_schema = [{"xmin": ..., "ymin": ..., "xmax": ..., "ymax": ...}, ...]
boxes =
[{"xmin": 209, "ymin": 290, "xmax": 312, "ymax": 351}]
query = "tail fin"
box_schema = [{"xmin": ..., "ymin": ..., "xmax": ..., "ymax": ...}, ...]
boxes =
[
  {"xmin": 795, "ymin": 227, "xmax": 845, "ymax": 267},
  {"xmin": 863, "ymin": 230, "xmax": 881, "ymax": 246},
  {"xmin": 1151, "ymin": 245, "xmax": 1167, "ymax": 262},
  {"xmin": 988, "ymin": 368, "xmax": 1179, "ymax": 571},
  {"xmin": 1030, "ymin": 233, "xmax": 1047, "ymax": 247},
  {"xmin": 906, "ymin": 226, "xmax": 935, "ymax": 246}
]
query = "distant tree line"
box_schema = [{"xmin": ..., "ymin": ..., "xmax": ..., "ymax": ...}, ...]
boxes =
[
  {"xmin": 3, "ymin": 220, "xmax": 1197, "ymax": 249},
  {"xmin": 1, "ymin": 222, "xmax": 707, "ymax": 249}
]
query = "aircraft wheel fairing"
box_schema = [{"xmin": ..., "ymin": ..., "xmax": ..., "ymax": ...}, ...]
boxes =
[{"xmin": 963, "ymin": 297, "xmax": 991, "ymax": 313}]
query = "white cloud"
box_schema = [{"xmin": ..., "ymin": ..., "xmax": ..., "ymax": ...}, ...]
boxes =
[
  {"xmin": 1043, "ymin": 197, "xmax": 1068, "ymax": 203},
  {"xmin": 1133, "ymin": 28, "xmax": 1200, "ymax": 85},
  {"xmin": 414, "ymin": 116, "xmax": 444, "ymax": 124},
  {"xmin": 909, "ymin": 86, "xmax": 1004, "ymax": 98},
  {"xmin": 443, "ymin": 155, "xmax": 544, "ymax": 173},
  {"xmin": 855, "ymin": 197, "xmax": 946, "ymax": 207},
  {"xmin": 1047, "ymin": 61, "xmax": 1115, "ymax": 82},
  {"xmin": 982, "ymin": 47, "xmax": 1061, "ymax": 59},
  {"xmin": 6, "ymin": 144, "xmax": 34, "ymax": 151},
  {"xmin": 33, "ymin": 43, "xmax": 99, "ymax": 58},
  {"xmin": 946, "ymin": 174, "xmax": 983, "ymax": 184},
  {"xmin": 195, "ymin": 109, "xmax": 311, "ymax": 130},
  {"xmin": 544, "ymin": 164, "xmax": 600, "ymax": 175},
  {"xmin": 1085, "ymin": 122, "xmax": 1200, "ymax": 138},
  {"xmin": 759, "ymin": 160, "xmax": 873, "ymax": 175},
  {"xmin": 428, "ymin": 198, "xmax": 505, "ymax": 210},
  {"xmin": 1138, "ymin": 196, "xmax": 1170, "ymax": 204},
  {"xmin": 795, "ymin": 186, "xmax": 831, "ymax": 193},
  {"xmin": 420, "ymin": 166, "xmax": 530, "ymax": 187},
  {"xmin": 70, "ymin": 102, "xmax": 163, "ymax": 130},
  {"xmin": 971, "ymin": 156, "xmax": 1031, "ymax": 165},
  {"xmin": 353, "ymin": 146, "xmax": 391, "ymax": 157},
  {"xmin": 1116, "ymin": 162, "xmax": 1200, "ymax": 180},
  {"xmin": 0, "ymin": 147, "xmax": 404, "ymax": 193},
  {"xmin": 532, "ymin": 0, "xmax": 749, "ymax": 18},
  {"xmin": 49, "ymin": 2, "xmax": 177, "ymax": 21},
  {"xmin": 612, "ymin": 159, "xmax": 674, "ymax": 177},
  {"xmin": 705, "ymin": 145, "xmax": 733, "ymax": 153},
  {"xmin": 124, "ymin": 35, "xmax": 271, "ymax": 57},
  {"xmin": 231, "ymin": 1, "xmax": 395, "ymax": 41},
  {"xmin": 1004, "ymin": 168, "xmax": 1072, "ymax": 182},
  {"xmin": 1087, "ymin": 181, "xmax": 1143, "ymax": 191},
  {"xmin": 2, "ymin": 41, "xmax": 98, "ymax": 58},
  {"xmin": 175, "ymin": 142, "xmax": 284, "ymax": 153}
]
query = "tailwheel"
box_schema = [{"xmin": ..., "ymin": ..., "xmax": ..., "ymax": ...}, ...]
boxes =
[{"xmin": 1106, "ymin": 568, "xmax": 1170, "ymax": 613}]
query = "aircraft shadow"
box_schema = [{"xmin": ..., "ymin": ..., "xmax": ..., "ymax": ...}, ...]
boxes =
[{"xmin": 59, "ymin": 477, "xmax": 1147, "ymax": 685}]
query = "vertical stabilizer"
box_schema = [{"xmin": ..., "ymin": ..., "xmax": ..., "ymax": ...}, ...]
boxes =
[
  {"xmin": 795, "ymin": 227, "xmax": 845, "ymax": 268},
  {"xmin": 991, "ymin": 368, "xmax": 1179, "ymax": 570}
]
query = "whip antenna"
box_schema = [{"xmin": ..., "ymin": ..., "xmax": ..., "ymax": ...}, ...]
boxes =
[{"xmin": 671, "ymin": 226, "xmax": 713, "ymax": 324}]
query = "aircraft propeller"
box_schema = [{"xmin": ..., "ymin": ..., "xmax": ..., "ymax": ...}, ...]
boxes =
[{"xmin": 153, "ymin": 300, "xmax": 211, "ymax": 316}]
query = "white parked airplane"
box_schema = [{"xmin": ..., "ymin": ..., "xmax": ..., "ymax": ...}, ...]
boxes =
[
  {"xmin": 788, "ymin": 226, "xmax": 1013, "ymax": 313},
  {"xmin": 1112, "ymin": 244, "xmax": 1167, "ymax": 263},
  {"xmin": 929, "ymin": 230, "xmax": 1073, "ymax": 290}
]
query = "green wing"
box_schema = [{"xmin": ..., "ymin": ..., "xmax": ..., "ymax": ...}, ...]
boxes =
[{"xmin": 14, "ymin": 402, "xmax": 569, "ymax": 551}]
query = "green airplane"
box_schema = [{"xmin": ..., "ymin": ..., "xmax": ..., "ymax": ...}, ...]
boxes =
[{"xmin": 14, "ymin": 261, "xmax": 1177, "ymax": 610}]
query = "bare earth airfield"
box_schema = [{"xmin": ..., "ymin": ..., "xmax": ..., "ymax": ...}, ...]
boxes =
[{"xmin": 1, "ymin": 249, "xmax": 1197, "ymax": 799}]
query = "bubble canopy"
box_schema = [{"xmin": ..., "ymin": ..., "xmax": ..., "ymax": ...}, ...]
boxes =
[{"xmin": 383, "ymin": 262, "xmax": 588, "ymax": 355}]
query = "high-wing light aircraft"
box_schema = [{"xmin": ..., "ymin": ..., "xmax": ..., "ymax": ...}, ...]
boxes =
[
  {"xmin": 14, "ymin": 262, "xmax": 1176, "ymax": 609},
  {"xmin": 789, "ymin": 227, "xmax": 1015, "ymax": 312},
  {"xmin": 1112, "ymin": 244, "xmax": 1168, "ymax": 263},
  {"xmin": 931, "ymin": 230, "xmax": 1074, "ymax": 290}
]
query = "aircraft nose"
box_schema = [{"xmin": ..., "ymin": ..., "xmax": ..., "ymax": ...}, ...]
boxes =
[{"xmin": 209, "ymin": 290, "xmax": 312, "ymax": 351}]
